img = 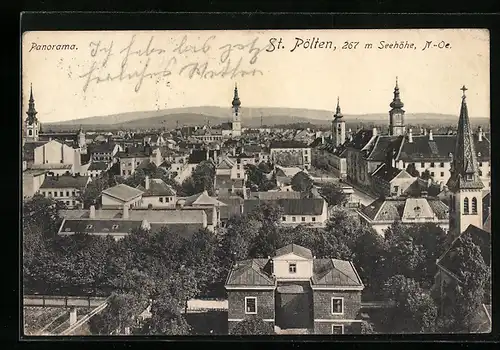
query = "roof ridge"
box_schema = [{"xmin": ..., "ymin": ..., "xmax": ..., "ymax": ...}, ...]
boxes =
[{"xmin": 331, "ymin": 259, "xmax": 361, "ymax": 285}]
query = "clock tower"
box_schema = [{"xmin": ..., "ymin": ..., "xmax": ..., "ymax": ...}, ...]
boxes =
[
  {"xmin": 231, "ymin": 83, "xmax": 242, "ymax": 137},
  {"xmin": 389, "ymin": 77, "xmax": 406, "ymax": 136},
  {"xmin": 24, "ymin": 84, "xmax": 40, "ymax": 142},
  {"xmin": 331, "ymin": 97, "xmax": 346, "ymax": 147}
]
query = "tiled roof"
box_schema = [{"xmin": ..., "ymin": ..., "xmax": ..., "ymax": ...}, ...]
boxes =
[
  {"xmin": 312, "ymin": 259, "xmax": 363, "ymax": 287},
  {"xmin": 225, "ymin": 259, "xmax": 275, "ymax": 286},
  {"xmin": 371, "ymin": 163, "xmax": 411, "ymax": 182},
  {"xmin": 437, "ymin": 224, "xmax": 491, "ymax": 280},
  {"xmin": 60, "ymin": 218, "xmax": 143, "ymax": 235},
  {"xmin": 88, "ymin": 142, "xmax": 116, "ymax": 154},
  {"xmin": 137, "ymin": 178, "xmax": 176, "ymax": 197},
  {"xmin": 102, "ymin": 184, "xmax": 144, "ymax": 202},
  {"xmin": 270, "ymin": 140, "xmax": 309, "ymax": 149},
  {"xmin": 275, "ymin": 243, "xmax": 313, "ymax": 259},
  {"xmin": 243, "ymin": 198, "xmax": 325, "ymax": 216},
  {"xmin": 345, "ymin": 129, "xmax": 375, "ymax": 151},
  {"xmin": 88, "ymin": 162, "xmax": 109, "ymax": 171},
  {"xmin": 30, "ymin": 163, "xmax": 73, "ymax": 170},
  {"xmin": 361, "ymin": 197, "xmax": 448, "ymax": 222},
  {"xmin": 188, "ymin": 150, "xmax": 208, "ymax": 164},
  {"xmin": 217, "ymin": 157, "xmax": 235, "ymax": 169},
  {"xmin": 366, "ymin": 135, "xmax": 402, "ymax": 161},
  {"xmin": 40, "ymin": 175, "xmax": 90, "ymax": 189},
  {"xmin": 248, "ymin": 191, "xmax": 302, "ymax": 200}
]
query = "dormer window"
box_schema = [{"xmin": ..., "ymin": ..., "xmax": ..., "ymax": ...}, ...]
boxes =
[
  {"xmin": 86, "ymin": 224, "xmax": 93, "ymax": 229},
  {"xmin": 112, "ymin": 224, "xmax": 119, "ymax": 230},
  {"xmin": 289, "ymin": 263, "xmax": 297, "ymax": 273}
]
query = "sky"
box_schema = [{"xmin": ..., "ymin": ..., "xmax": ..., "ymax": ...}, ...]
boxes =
[{"xmin": 22, "ymin": 29, "xmax": 490, "ymax": 123}]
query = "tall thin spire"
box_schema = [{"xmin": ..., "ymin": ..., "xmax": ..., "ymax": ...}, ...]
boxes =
[
  {"xmin": 26, "ymin": 83, "xmax": 38, "ymax": 125},
  {"xmin": 334, "ymin": 96, "xmax": 343, "ymax": 119},
  {"xmin": 447, "ymin": 85, "xmax": 484, "ymax": 191},
  {"xmin": 390, "ymin": 76, "xmax": 404, "ymax": 109},
  {"xmin": 232, "ymin": 83, "xmax": 241, "ymax": 112}
]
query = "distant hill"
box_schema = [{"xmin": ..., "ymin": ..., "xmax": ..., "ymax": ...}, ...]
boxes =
[{"xmin": 44, "ymin": 106, "xmax": 490, "ymax": 131}]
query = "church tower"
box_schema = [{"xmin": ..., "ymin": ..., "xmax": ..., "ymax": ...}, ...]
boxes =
[
  {"xmin": 24, "ymin": 84, "xmax": 41, "ymax": 142},
  {"xmin": 389, "ymin": 77, "xmax": 406, "ymax": 136},
  {"xmin": 331, "ymin": 97, "xmax": 346, "ymax": 147},
  {"xmin": 78, "ymin": 125, "xmax": 87, "ymax": 154},
  {"xmin": 447, "ymin": 86, "xmax": 484, "ymax": 237},
  {"xmin": 231, "ymin": 83, "xmax": 242, "ymax": 137}
]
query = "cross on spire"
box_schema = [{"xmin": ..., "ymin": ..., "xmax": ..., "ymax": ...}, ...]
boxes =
[{"xmin": 461, "ymin": 85, "xmax": 468, "ymax": 98}]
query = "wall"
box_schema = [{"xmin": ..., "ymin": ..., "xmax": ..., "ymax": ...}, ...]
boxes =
[
  {"xmin": 313, "ymin": 320, "xmax": 362, "ymax": 334},
  {"xmin": 273, "ymin": 255, "xmax": 313, "ymax": 280},
  {"xmin": 227, "ymin": 290, "xmax": 275, "ymax": 322},
  {"xmin": 23, "ymin": 172, "xmax": 46, "ymax": 198},
  {"xmin": 312, "ymin": 289, "xmax": 362, "ymax": 334},
  {"xmin": 34, "ymin": 141, "xmax": 78, "ymax": 167},
  {"xmin": 139, "ymin": 195, "xmax": 177, "ymax": 209},
  {"xmin": 40, "ymin": 187, "xmax": 81, "ymax": 208}
]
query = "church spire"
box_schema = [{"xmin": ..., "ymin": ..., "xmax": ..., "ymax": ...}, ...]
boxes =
[
  {"xmin": 334, "ymin": 96, "xmax": 343, "ymax": 119},
  {"xmin": 26, "ymin": 83, "xmax": 38, "ymax": 125},
  {"xmin": 447, "ymin": 85, "xmax": 484, "ymax": 191},
  {"xmin": 232, "ymin": 83, "xmax": 241, "ymax": 113},
  {"xmin": 390, "ymin": 76, "xmax": 404, "ymax": 109}
]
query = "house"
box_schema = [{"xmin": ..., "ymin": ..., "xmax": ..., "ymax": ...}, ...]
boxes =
[
  {"xmin": 101, "ymin": 183, "xmax": 144, "ymax": 209},
  {"xmin": 87, "ymin": 142, "xmax": 122, "ymax": 162},
  {"xmin": 357, "ymin": 196, "xmax": 449, "ymax": 236},
  {"xmin": 217, "ymin": 196, "xmax": 244, "ymax": 227},
  {"xmin": 370, "ymin": 163, "xmax": 416, "ymax": 197},
  {"xmin": 225, "ymin": 243, "xmax": 365, "ymax": 334},
  {"xmin": 117, "ymin": 146, "xmax": 162, "ymax": 177},
  {"xmin": 38, "ymin": 174, "xmax": 91, "ymax": 208},
  {"xmin": 269, "ymin": 141, "xmax": 312, "ymax": 170},
  {"xmin": 214, "ymin": 174, "xmax": 246, "ymax": 198},
  {"xmin": 87, "ymin": 161, "xmax": 110, "ymax": 178},
  {"xmin": 24, "ymin": 139, "xmax": 84, "ymax": 175},
  {"xmin": 244, "ymin": 197, "xmax": 328, "ymax": 227},
  {"xmin": 58, "ymin": 205, "xmax": 208, "ymax": 241},
  {"xmin": 136, "ymin": 176, "xmax": 177, "ymax": 209},
  {"xmin": 177, "ymin": 190, "xmax": 227, "ymax": 231}
]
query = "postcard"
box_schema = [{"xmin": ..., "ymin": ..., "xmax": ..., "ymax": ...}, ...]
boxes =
[{"xmin": 22, "ymin": 28, "xmax": 491, "ymax": 336}]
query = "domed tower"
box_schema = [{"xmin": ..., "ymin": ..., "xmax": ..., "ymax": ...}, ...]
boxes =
[
  {"xmin": 389, "ymin": 77, "xmax": 406, "ymax": 136},
  {"xmin": 231, "ymin": 83, "xmax": 242, "ymax": 137},
  {"xmin": 24, "ymin": 84, "xmax": 41, "ymax": 142},
  {"xmin": 331, "ymin": 96, "xmax": 346, "ymax": 147}
]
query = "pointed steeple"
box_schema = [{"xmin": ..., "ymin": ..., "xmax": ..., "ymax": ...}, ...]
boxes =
[
  {"xmin": 390, "ymin": 77, "xmax": 404, "ymax": 109},
  {"xmin": 232, "ymin": 83, "xmax": 241, "ymax": 111},
  {"xmin": 447, "ymin": 86, "xmax": 484, "ymax": 191},
  {"xmin": 334, "ymin": 96, "xmax": 343, "ymax": 119},
  {"xmin": 26, "ymin": 83, "xmax": 38, "ymax": 125}
]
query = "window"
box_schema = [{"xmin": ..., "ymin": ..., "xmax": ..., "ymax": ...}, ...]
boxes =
[
  {"xmin": 28, "ymin": 129, "xmax": 33, "ymax": 136},
  {"xmin": 53, "ymin": 192, "xmax": 57, "ymax": 197},
  {"xmin": 72, "ymin": 191, "xmax": 76, "ymax": 196},
  {"xmin": 479, "ymin": 162, "xmax": 483, "ymax": 167},
  {"xmin": 159, "ymin": 197, "xmax": 164, "ymax": 203},
  {"xmin": 440, "ymin": 172, "xmax": 444, "ymax": 177},
  {"xmin": 471, "ymin": 197, "xmax": 477, "ymax": 214},
  {"xmin": 331, "ymin": 297, "xmax": 344, "ymax": 314},
  {"xmin": 331, "ymin": 325, "xmax": 344, "ymax": 335},
  {"xmin": 245, "ymin": 297, "xmax": 257, "ymax": 314},
  {"xmin": 305, "ymin": 156, "xmax": 308, "ymax": 162},
  {"xmin": 420, "ymin": 162, "xmax": 425, "ymax": 168},
  {"xmin": 122, "ymin": 170, "xmax": 126, "ymax": 175},
  {"xmin": 301, "ymin": 217, "xmax": 306, "ymax": 222},
  {"xmin": 464, "ymin": 197, "xmax": 469, "ymax": 214},
  {"xmin": 237, "ymin": 165, "xmax": 240, "ymax": 170},
  {"xmin": 86, "ymin": 224, "xmax": 93, "ymax": 229},
  {"xmin": 440, "ymin": 162, "xmax": 444, "ymax": 167},
  {"xmin": 65, "ymin": 201, "xmax": 70, "ymax": 205},
  {"xmin": 430, "ymin": 162, "xmax": 435, "ymax": 168},
  {"xmin": 282, "ymin": 216, "xmax": 286, "ymax": 221},
  {"xmin": 292, "ymin": 217, "xmax": 296, "ymax": 222},
  {"xmin": 288, "ymin": 263, "xmax": 297, "ymax": 273},
  {"xmin": 393, "ymin": 185, "xmax": 399, "ymax": 194},
  {"xmin": 430, "ymin": 172, "xmax": 435, "ymax": 177},
  {"xmin": 128, "ymin": 170, "xmax": 132, "ymax": 175},
  {"xmin": 312, "ymin": 217, "xmax": 316, "ymax": 222},
  {"xmin": 112, "ymin": 224, "xmax": 119, "ymax": 229},
  {"xmin": 479, "ymin": 170, "xmax": 483, "ymax": 176}
]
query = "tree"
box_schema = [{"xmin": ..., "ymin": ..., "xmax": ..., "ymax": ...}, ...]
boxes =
[
  {"xmin": 146, "ymin": 296, "xmax": 191, "ymax": 335},
  {"xmin": 230, "ymin": 316, "xmax": 275, "ymax": 335},
  {"xmin": 319, "ymin": 182, "xmax": 348, "ymax": 207},
  {"xmin": 221, "ymin": 216, "xmax": 263, "ymax": 263},
  {"xmin": 360, "ymin": 320, "xmax": 376, "ymax": 334},
  {"xmin": 245, "ymin": 163, "xmax": 276, "ymax": 192},
  {"xmin": 383, "ymin": 275, "xmax": 438, "ymax": 333},
  {"xmin": 191, "ymin": 161, "xmax": 216, "ymax": 195},
  {"xmin": 78, "ymin": 175, "xmax": 113, "ymax": 209},
  {"xmin": 405, "ymin": 163, "xmax": 420, "ymax": 177},
  {"xmin": 23, "ymin": 194, "xmax": 65, "ymax": 237},
  {"xmin": 421, "ymin": 170, "xmax": 432, "ymax": 180},
  {"xmin": 311, "ymin": 149, "xmax": 336, "ymax": 172},
  {"xmin": 291, "ymin": 171, "xmax": 313, "ymax": 193}
]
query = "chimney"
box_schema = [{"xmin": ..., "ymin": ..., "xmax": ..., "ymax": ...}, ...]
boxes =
[
  {"xmin": 439, "ymin": 182, "xmax": 444, "ymax": 191},
  {"xmin": 428, "ymin": 129, "xmax": 433, "ymax": 141},
  {"xmin": 408, "ymin": 129, "xmax": 413, "ymax": 143},
  {"xmin": 232, "ymin": 147, "xmax": 236, "ymax": 156},
  {"xmin": 90, "ymin": 205, "xmax": 96, "ymax": 219},
  {"xmin": 423, "ymin": 129, "xmax": 427, "ymax": 136},
  {"xmin": 206, "ymin": 148, "xmax": 210, "ymax": 160},
  {"xmin": 123, "ymin": 204, "xmax": 129, "ymax": 219},
  {"xmin": 321, "ymin": 136, "xmax": 325, "ymax": 144},
  {"xmin": 372, "ymin": 127, "xmax": 378, "ymax": 136},
  {"xmin": 145, "ymin": 175, "xmax": 150, "ymax": 190},
  {"xmin": 478, "ymin": 126, "xmax": 483, "ymax": 142}
]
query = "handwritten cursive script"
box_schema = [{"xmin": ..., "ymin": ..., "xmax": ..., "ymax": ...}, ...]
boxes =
[{"xmin": 79, "ymin": 34, "xmax": 270, "ymax": 93}]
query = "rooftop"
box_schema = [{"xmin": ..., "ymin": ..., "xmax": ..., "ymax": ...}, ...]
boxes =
[{"xmin": 102, "ymin": 184, "xmax": 144, "ymax": 202}]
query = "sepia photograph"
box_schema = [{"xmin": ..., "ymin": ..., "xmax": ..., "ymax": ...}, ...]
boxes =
[{"xmin": 21, "ymin": 28, "xmax": 491, "ymax": 336}]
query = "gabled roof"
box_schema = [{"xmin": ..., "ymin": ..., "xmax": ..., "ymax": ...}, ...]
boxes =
[
  {"xmin": 217, "ymin": 196, "xmax": 244, "ymax": 220},
  {"xmin": 60, "ymin": 218, "xmax": 143, "ymax": 234},
  {"xmin": 371, "ymin": 163, "xmax": 413, "ymax": 183},
  {"xmin": 149, "ymin": 223, "xmax": 205, "ymax": 239},
  {"xmin": 269, "ymin": 140, "xmax": 309, "ymax": 149},
  {"xmin": 312, "ymin": 259, "xmax": 363, "ymax": 287},
  {"xmin": 248, "ymin": 191, "xmax": 302, "ymax": 200},
  {"xmin": 243, "ymin": 198, "xmax": 326, "ymax": 216},
  {"xmin": 88, "ymin": 162, "xmax": 109, "ymax": 171},
  {"xmin": 137, "ymin": 178, "xmax": 176, "ymax": 197},
  {"xmin": 217, "ymin": 157, "xmax": 235, "ymax": 169},
  {"xmin": 181, "ymin": 190, "xmax": 227, "ymax": 207},
  {"xmin": 225, "ymin": 259, "xmax": 275, "ymax": 286},
  {"xmin": 344, "ymin": 129, "xmax": 375, "ymax": 151},
  {"xmin": 40, "ymin": 175, "xmax": 90, "ymax": 189},
  {"xmin": 88, "ymin": 142, "xmax": 116, "ymax": 154},
  {"xmin": 102, "ymin": 184, "xmax": 144, "ymax": 202},
  {"xmin": 275, "ymin": 243, "xmax": 313, "ymax": 259}
]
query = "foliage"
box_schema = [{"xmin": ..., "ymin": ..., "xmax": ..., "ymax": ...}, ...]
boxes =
[
  {"xmin": 230, "ymin": 316, "xmax": 275, "ymax": 335},
  {"xmin": 290, "ymin": 171, "xmax": 313, "ymax": 193},
  {"xmin": 405, "ymin": 163, "xmax": 420, "ymax": 177},
  {"xmin": 245, "ymin": 162, "xmax": 276, "ymax": 191},
  {"xmin": 360, "ymin": 320, "xmax": 376, "ymax": 334},
  {"xmin": 383, "ymin": 275, "xmax": 438, "ymax": 333},
  {"xmin": 318, "ymin": 182, "xmax": 348, "ymax": 207},
  {"xmin": 146, "ymin": 296, "xmax": 191, "ymax": 335},
  {"xmin": 312, "ymin": 149, "xmax": 338, "ymax": 172},
  {"xmin": 273, "ymin": 149, "xmax": 303, "ymax": 167},
  {"xmin": 78, "ymin": 174, "xmax": 114, "ymax": 209},
  {"xmin": 421, "ymin": 170, "xmax": 432, "ymax": 180},
  {"xmin": 182, "ymin": 161, "xmax": 216, "ymax": 196}
]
